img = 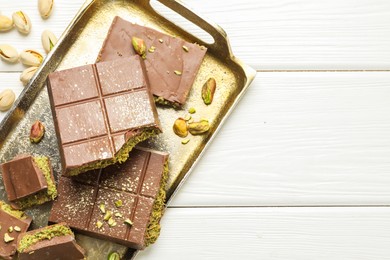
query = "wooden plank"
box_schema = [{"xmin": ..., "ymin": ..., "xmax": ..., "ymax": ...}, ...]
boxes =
[
  {"xmin": 1, "ymin": 0, "xmax": 390, "ymax": 71},
  {"xmin": 170, "ymin": 72, "xmax": 390, "ymax": 206},
  {"xmin": 137, "ymin": 207, "xmax": 390, "ymax": 260}
]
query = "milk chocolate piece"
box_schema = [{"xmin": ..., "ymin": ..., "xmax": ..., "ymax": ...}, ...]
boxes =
[
  {"xmin": 98, "ymin": 16, "xmax": 207, "ymax": 108},
  {"xmin": 49, "ymin": 147, "xmax": 169, "ymax": 249},
  {"xmin": 1, "ymin": 154, "xmax": 47, "ymax": 201},
  {"xmin": 17, "ymin": 223, "xmax": 85, "ymax": 260},
  {"xmin": 47, "ymin": 56, "xmax": 162, "ymax": 176},
  {"xmin": 0, "ymin": 155, "xmax": 57, "ymax": 210},
  {"xmin": 0, "ymin": 201, "xmax": 32, "ymax": 260}
]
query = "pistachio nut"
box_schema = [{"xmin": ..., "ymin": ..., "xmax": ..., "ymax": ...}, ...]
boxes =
[
  {"xmin": 188, "ymin": 119, "xmax": 210, "ymax": 135},
  {"xmin": 3, "ymin": 233, "xmax": 14, "ymax": 243},
  {"xmin": 30, "ymin": 120, "xmax": 45, "ymax": 143},
  {"xmin": 20, "ymin": 50, "xmax": 43, "ymax": 66},
  {"xmin": 0, "ymin": 89, "xmax": 16, "ymax": 112},
  {"xmin": 0, "ymin": 45, "xmax": 19, "ymax": 63},
  {"xmin": 0, "ymin": 15, "xmax": 14, "ymax": 32},
  {"xmin": 108, "ymin": 252, "xmax": 121, "ymax": 260},
  {"xmin": 20, "ymin": 66, "xmax": 38, "ymax": 86},
  {"xmin": 12, "ymin": 11, "xmax": 32, "ymax": 34},
  {"xmin": 38, "ymin": 0, "xmax": 54, "ymax": 19},
  {"xmin": 41, "ymin": 29, "xmax": 57, "ymax": 53},
  {"xmin": 131, "ymin": 36, "xmax": 146, "ymax": 59},
  {"xmin": 173, "ymin": 118, "xmax": 188, "ymax": 137},
  {"xmin": 202, "ymin": 78, "xmax": 216, "ymax": 105}
]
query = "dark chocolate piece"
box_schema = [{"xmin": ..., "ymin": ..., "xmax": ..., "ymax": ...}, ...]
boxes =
[
  {"xmin": 1, "ymin": 154, "xmax": 47, "ymax": 201},
  {"xmin": 17, "ymin": 223, "xmax": 85, "ymax": 260},
  {"xmin": 49, "ymin": 147, "xmax": 169, "ymax": 250},
  {"xmin": 0, "ymin": 155, "xmax": 57, "ymax": 210},
  {"xmin": 98, "ymin": 16, "xmax": 207, "ymax": 107},
  {"xmin": 47, "ymin": 56, "xmax": 162, "ymax": 176},
  {"xmin": 0, "ymin": 201, "xmax": 32, "ymax": 260}
]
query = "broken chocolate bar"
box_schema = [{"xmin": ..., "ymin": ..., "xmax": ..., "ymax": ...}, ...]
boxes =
[
  {"xmin": 49, "ymin": 147, "xmax": 169, "ymax": 250},
  {"xmin": 0, "ymin": 201, "xmax": 32, "ymax": 260},
  {"xmin": 98, "ymin": 16, "xmax": 207, "ymax": 108},
  {"xmin": 17, "ymin": 223, "xmax": 85, "ymax": 260},
  {"xmin": 47, "ymin": 56, "xmax": 162, "ymax": 176},
  {"xmin": 0, "ymin": 155, "xmax": 57, "ymax": 209}
]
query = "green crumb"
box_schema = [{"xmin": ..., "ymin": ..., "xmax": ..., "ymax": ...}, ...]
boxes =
[
  {"xmin": 68, "ymin": 128, "xmax": 159, "ymax": 176},
  {"xmin": 17, "ymin": 224, "xmax": 73, "ymax": 253},
  {"xmin": 114, "ymin": 200, "xmax": 123, "ymax": 208},
  {"xmin": 188, "ymin": 107, "xmax": 196, "ymax": 114},
  {"xmin": 144, "ymin": 160, "xmax": 169, "ymax": 247},
  {"xmin": 13, "ymin": 156, "xmax": 57, "ymax": 209},
  {"xmin": 0, "ymin": 201, "xmax": 27, "ymax": 220}
]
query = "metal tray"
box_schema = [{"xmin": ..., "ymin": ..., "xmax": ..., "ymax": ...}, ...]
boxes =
[{"xmin": 0, "ymin": 0, "xmax": 256, "ymax": 259}]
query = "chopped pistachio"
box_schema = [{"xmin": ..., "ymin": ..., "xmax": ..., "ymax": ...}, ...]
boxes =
[
  {"xmin": 108, "ymin": 252, "xmax": 120, "ymax": 260},
  {"xmin": 174, "ymin": 70, "xmax": 182, "ymax": 76},
  {"xmin": 96, "ymin": 221, "xmax": 103, "ymax": 229},
  {"xmin": 115, "ymin": 212, "xmax": 123, "ymax": 218},
  {"xmin": 8, "ymin": 226, "xmax": 13, "ymax": 233},
  {"xmin": 14, "ymin": 226, "xmax": 21, "ymax": 232},
  {"xmin": 99, "ymin": 203, "xmax": 106, "ymax": 214},
  {"xmin": 182, "ymin": 45, "xmax": 189, "ymax": 52},
  {"xmin": 114, "ymin": 200, "xmax": 123, "ymax": 208},
  {"xmin": 108, "ymin": 218, "xmax": 117, "ymax": 227},
  {"xmin": 4, "ymin": 233, "xmax": 14, "ymax": 243},
  {"xmin": 188, "ymin": 107, "xmax": 196, "ymax": 114},
  {"xmin": 124, "ymin": 218, "xmax": 133, "ymax": 226},
  {"xmin": 148, "ymin": 46, "xmax": 156, "ymax": 53},
  {"xmin": 159, "ymin": 39, "xmax": 163, "ymax": 43},
  {"xmin": 104, "ymin": 210, "xmax": 112, "ymax": 221},
  {"xmin": 181, "ymin": 139, "xmax": 190, "ymax": 145},
  {"xmin": 183, "ymin": 114, "xmax": 192, "ymax": 121}
]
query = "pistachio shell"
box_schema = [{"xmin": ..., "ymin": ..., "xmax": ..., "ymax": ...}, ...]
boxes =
[
  {"xmin": 0, "ymin": 89, "xmax": 16, "ymax": 112},
  {"xmin": 0, "ymin": 15, "xmax": 14, "ymax": 31},
  {"xmin": 0, "ymin": 45, "xmax": 19, "ymax": 63},
  {"xmin": 20, "ymin": 50, "xmax": 43, "ymax": 66},
  {"xmin": 12, "ymin": 11, "xmax": 31, "ymax": 34},
  {"xmin": 41, "ymin": 30, "xmax": 58, "ymax": 53},
  {"xmin": 38, "ymin": 0, "xmax": 54, "ymax": 19},
  {"xmin": 20, "ymin": 67, "xmax": 39, "ymax": 86}
]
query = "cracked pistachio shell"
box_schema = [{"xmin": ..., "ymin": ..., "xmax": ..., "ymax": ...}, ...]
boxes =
[
  {"xmin": 0, "ymin": 45, "xmax": 19, "ymax": 63},
  {"xmin": 12, "ymin": 11, "xmax": 32, "ymax": 34},
  {"xmin": 20, "ymin": 50, "xmax": 43, "ymax": 66},
  {"xmin": 38, "ymin": 0, "xmax": 54, "ymax": 19},
  {"xmin": 41, "ymin": 30, "xmax": 57, "ymax": 53},
  {"xmin": 0, "ymin": 15, "xmax": 14, "ymax": 31},
  {"xmin": 0, "ymin": 89, "xmax": 16, "ymax": 112},
  {"xmin": 20, "ymin": 67, "xmax": 39, "ymax": 86}
]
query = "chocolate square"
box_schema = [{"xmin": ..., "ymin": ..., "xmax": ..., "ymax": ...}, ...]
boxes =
[
  {"xmin": 47, "ymin": 56, "xmax": 162, "ymax": 176},
  {"xmin": 98, "ymin": 16, "xmax": 207, "ymax": 107},
  {"xmin": 1, "ymin": 155, "xmax": 47, "ymax": 202},
  {"xmin": 49, "ymin": 147, "xmax": 169, "ymax": 249}
]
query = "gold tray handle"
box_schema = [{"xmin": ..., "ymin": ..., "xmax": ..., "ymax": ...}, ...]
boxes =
[{"xmin": 152, "ymin": 0, "xmax": 234, "ymax": 59}]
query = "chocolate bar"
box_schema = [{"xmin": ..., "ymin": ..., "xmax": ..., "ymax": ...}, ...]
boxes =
[
  {"xmin": 0, "ymin": 201, "xmax": 32, "ymax": 260},
  {"xmin": 47, "ymin": 56, "xmax": 162, "ymax": 176},
  {"xmin": 0, "ymin": 155, "xmax": 57, "ymax": 209},
  {"xmin": 17, "ymin": 223, "xmax": 85, "ymax": 260},
  {"xmin": 49, "ymin": 147, "xmax": 169, "ymax": 250},
  {"xmin": 98, "ymin": 16, "xmax": 207, "ymax": 108}
]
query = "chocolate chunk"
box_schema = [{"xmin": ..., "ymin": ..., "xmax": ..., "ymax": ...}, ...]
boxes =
[
  {"xmin": 0, "ymin": 155, "xmax": 57, "ymax": 210},
  {"xmin": 17, "ymin": 223, "xmax": 85, "ymax": 260},
  {"xmin": 0, "ymin": 201, "xmax": 32, "ymax": 260},
  {"xmin": 98, "ymin": 16, "xmax": 207, "ymax": 108},
  {"xmin": 49, "ymin": 147, "xmax": 169, "ymax": 249},
  {"xmin": 47, "ymin": 56, "xmax": 162, "ymax": 176},
  {"xmin": 1, "ymin": 154, "xmax": 47, "ymax": 201}
]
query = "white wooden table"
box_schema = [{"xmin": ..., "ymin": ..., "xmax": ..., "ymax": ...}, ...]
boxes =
[{"xmin": 1, "ymin": 0, "xmax": 390, "ymax": 259}]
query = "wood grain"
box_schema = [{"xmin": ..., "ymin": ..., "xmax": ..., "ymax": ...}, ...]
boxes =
[
  {"xmin": 137, "ymin": 207, "xmax": 390, "ymax": 260},
  {"xmin": 170, "ymin": 72, "xmax": 390, "ymax": 206}
]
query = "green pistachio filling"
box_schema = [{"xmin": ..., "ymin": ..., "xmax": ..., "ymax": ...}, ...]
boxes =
[
  {"xmin": 14, "ymin": 156, "xmax": 57, "ymax": 209},
  {"xmin": 68, "ymin": 128, "xmax": 159, "ymax": 176},
  {"xmin": 154, "ymin": 96, "xmax": 181, "ymax": 109},
  {"xmin": 17, "ymin": 224, "xmax": 73, "ymax": 253},
  {"xmin": 144, "ymin": 161, "xmax": 169, "ymax": 247},
  {"xmin": 0, "ymin": 201, "xmax": 27, "ymax": 219}
]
